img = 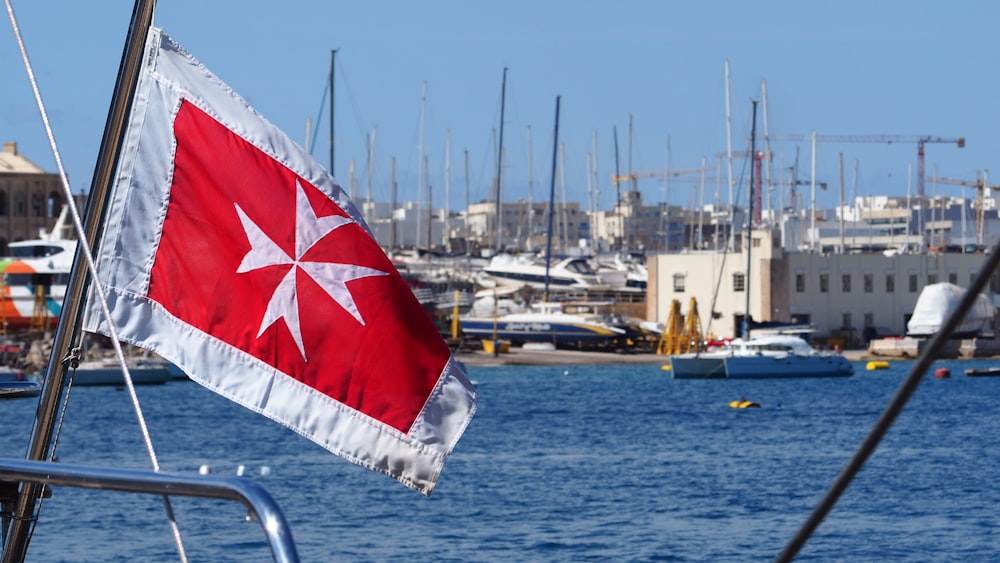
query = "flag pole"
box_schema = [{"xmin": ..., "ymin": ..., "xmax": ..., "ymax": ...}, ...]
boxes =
[{"xmin": 2, "ymin": 0, "xmax": 156, "ymax": 560}]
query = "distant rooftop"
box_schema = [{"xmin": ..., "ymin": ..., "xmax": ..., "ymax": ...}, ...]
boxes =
[{"xmin": 0, "ymin": 142, "xmax": 44, "ymax": 174}]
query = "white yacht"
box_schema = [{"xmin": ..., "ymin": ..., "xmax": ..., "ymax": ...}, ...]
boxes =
[
  {"xmin": 669, "ymin": 334, "xmax": 854, "ymax": 379},
  {"xmin": 481, "ymin": 253, "xmax": 606, "ymax": 291}
]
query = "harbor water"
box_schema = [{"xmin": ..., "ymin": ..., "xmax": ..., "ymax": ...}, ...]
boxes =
[{"xmin": 2, "ymin": 358, "xmax": 1000, "ymax": 561}]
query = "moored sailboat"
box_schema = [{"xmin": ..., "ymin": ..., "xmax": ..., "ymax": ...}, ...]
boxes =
[{"xmin": 668, "ymin": 100, "xmax": 853, "ymax": 379}]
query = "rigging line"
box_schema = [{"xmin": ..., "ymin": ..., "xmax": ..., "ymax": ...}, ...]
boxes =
[
  {"xmin": 335, "ymin": 55, "xmax": 372, "ymax": 159},
  {"xmin": 701, "ymin": 143, "xmax": 750, "ymax": 343},
  {"xmin": 776, "ymin": 241, "xmax": 1000, "ymax": 562},
  {"xmin": 308, "ymin": 81, "xmax": 328, "ymax": 156},
  {"xmin": 4, "ymin": 3, "xmax": 189, "ymax": 562},
  {"xmin": 20, "ymin": 346, "xmax": 79, "ymax": 548}
]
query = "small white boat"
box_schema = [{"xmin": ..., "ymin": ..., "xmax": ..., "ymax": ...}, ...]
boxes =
[
  {"xmin": 965, "ymin": 367, "xmax": 1000, "ymax": 377},
  {"xmin": 0, "ymin": 380, "xmax": 41, "ymax": 398},
  {"xmin": 0, "ymin": 367, "xmax": 41, "ymax": 398},
  {"xmin": 670, "ymin": 335, "xmax": 854, "ymax": 379}
]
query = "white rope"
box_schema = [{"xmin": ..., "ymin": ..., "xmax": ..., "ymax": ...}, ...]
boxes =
[{"xmin": 4, "ymin": 2, "xmax": 189, "ymax": 561}]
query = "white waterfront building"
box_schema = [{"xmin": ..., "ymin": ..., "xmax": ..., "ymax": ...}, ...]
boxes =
[{"xmin": 648, "ymin": 228, "xmax": 999, "ymax": 348}]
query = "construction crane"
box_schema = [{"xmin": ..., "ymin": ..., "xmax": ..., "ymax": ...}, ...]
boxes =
[
  {"xmin": 771, "ymin": 134, "xmax": 965, "ymax": 198},
  {"xmin": 929, "ymin": 172, "xmax": 998, "ymax": 244},
  {"xmin": 612, "ymin": 167, "xmax": 713, "ymax": 185}
]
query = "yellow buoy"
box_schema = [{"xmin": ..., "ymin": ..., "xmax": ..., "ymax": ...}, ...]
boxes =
[
  {"xmin": 866, "ymin": 360, "xmax": 890, "ymax": 371},
  {"xmin": 729, "ymin": 399, "xmax": 760, "ymax": 409},
  {"xmin": 661, "ymin": 364, "xmax": 671, "ymax": 371}
]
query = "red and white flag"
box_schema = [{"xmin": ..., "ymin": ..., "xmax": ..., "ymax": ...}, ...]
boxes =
[{"xmin": 82, "ymin": 28, "xmax": 476, "ymax": 495}]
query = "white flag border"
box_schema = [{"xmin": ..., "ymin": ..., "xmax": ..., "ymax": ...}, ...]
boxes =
[{"xmin": 82, "ymin": 27, "xmax": 476, "ymax": 495}]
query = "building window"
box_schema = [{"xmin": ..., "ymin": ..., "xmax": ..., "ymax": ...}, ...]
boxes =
[
  {"xmin": 795, "ymin": 273, "xmax": 805, "ymax": 293},
  {"xmin": 864, "ymin": 273, "xmax": 873, "ymax": 293},
  {"xmin": 820, "ymin": 273, "xmax": 829, "ymax": 293},
  {"xmin": 842, "ymin": 274, "xmax": 852, "ymax": 293},
  {"xmin": 948, "ymin": 272, "xmax": 958, "ymax": 285},
  {"xmin": 673, "ymin": 273, "xmax": 686, "ymax": 293},
  {"xmin": 909, "ymin": 274, "xmax": 918, "ymax": 293},
  {"xmin": 842, "ymin": 312, "xmax": 852, "ymax": 329},
  {"xmin": 886, "ymin": 274, "xmax": 895, "ymax": 293},
  {"xmin": 927, "ymin": 273, "xmax": 938, "ymax": 285},
  {"xmin": 30, "ymin": 193, "xmax": 43, "ymax": 217},
  {"xmin": 13, "ymin": 192, "xmax": 25, "ymax": 217},
  {"xmin": 864, "ymin": 312, "xmax": 874, "ymax": 328},
  {"xmin": 733, "ymin": 272, "xmax": 745, "ymax": 292},
  {"xmin": 47, "ymin": 193, "xmax": 63, "ymax": 218}
]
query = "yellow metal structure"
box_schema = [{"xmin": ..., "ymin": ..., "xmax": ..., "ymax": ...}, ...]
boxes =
[
  {"xmin": 451, "ymin": 289, "xmax": 460, "ymax": 340},
  {"xmin": 30, "ymin": 284, "xmax": 47, "ymax": 332},
  {"xmin": 0, "ymin": 280, "xmax": 7, "ymax": 335},
  {"xmin": 657, "ymin": 297, "xmax": 704, "ymax": 355},
  {"xmin": 656, "ymin": 300, "xmax": 683, "ymax": 355},
  {"xmin": 679, "ymin": 297, "xmax": 703, "ymax": 354}
]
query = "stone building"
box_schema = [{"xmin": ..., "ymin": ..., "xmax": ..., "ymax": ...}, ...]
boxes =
[{"xmin": 0, "ymin": 142, "xmax": 68, "ymax": 251}]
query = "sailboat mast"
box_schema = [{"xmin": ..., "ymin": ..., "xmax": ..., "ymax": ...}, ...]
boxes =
[
  {"xmin": 390, "ymin": 156, "xmax": 397, "ymax": 249},
  {"xmin": 612, "ymin": 125, "xmax": 622, "ymax": 252},
  {"xmin": 425, "ymin": 155, "xmax": 432, "ymax": 250},
  {"xmin": 329, "ymin": 49, "xmax": 337, "ymax": 177},
  {"xmin": 417, "ymin": 81, "xmax": 426, "ymax": 250},
  {"xmin": 366, "ymin": 127, "xmax": 376, "ymax": 219},
  {"xmin": 526, "ymin": 125, "xmax": 534, "ymax": 251},
  {"xmin": 464, "ymin": 149, "xmax": 470, "ymax": 251},
  {"xmin": 592, "ymin": 130, "xmax": 600, "ymax": 218},
  {"xmin": 494, "ymin": 67, "xmax": 508, "ymax": 254},
  {"xmin": 725, "ymin": 60, "xmax": 735, "ymax": 250},
  {"xmin": 5, "ymin": 2, "xmax": 157, "ymax": 560},
  {"xmin": 743, "ymin": 99, "xmax": 758, "ymax": 339},
  {"xmin": 559, "ymin": 141, "xmax": 568, "ymax": 253},
  {"xmin": 444, "ymin": 129, "xmax": 451, "ymax": 250},
  {"xmin": 544, "ymin": 96, "xmax": 561, "ymax": 301},
  {"xmin": 761, "ymin": 79, "xmax": 774, "ymax": 220}
]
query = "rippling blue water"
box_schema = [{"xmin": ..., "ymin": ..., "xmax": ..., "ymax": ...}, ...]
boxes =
[{"xmin": 3, "ymin": 358, "xmax": 1000, "ymax": 561}]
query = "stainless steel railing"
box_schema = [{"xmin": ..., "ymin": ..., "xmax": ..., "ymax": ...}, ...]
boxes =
[{"xmin": 0, "ymin": 458, "xmax": 299, "ymax": 562}]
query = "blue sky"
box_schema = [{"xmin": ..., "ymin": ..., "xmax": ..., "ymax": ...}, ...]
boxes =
[{"xmin": 1, "ymin": 1, "xmax": 996, "ymax": 215}]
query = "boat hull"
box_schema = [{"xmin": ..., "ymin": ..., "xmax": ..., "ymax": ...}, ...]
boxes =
[
  {"xmin": 670, "ymin": 354, "xmax": 854, "ymax": 379},
  {"xmin": 0, "ymin": 380, "xmax": 41, "ymax": 398},
  {"xmin": 965, "ymin": 367, "xmax": 1000, "ymax": 377},
  {"xmin": 68, "ymin": 360, "xmax": 172, "ymax": 386},
  {"xmin": 724, "ymin": 355, "xmax": 854, "ymax": 379},
  {"xmin": 459, "ymin": 318, "xmax": 622, "ymax": 346},
  {"xmin": 668, "ymin": 356, "xmax": 727, "ymax": 378}
]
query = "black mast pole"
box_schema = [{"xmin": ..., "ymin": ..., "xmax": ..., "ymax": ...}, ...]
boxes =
[
  {"xmin": 494, "ymin": 67, "xmax": 507, "ymax": 254},
  {"xmin": 543, "ymin": 96, "xmax": 561, "ymax": 302},
  {"xmin": 329, "ymin": 48, "xmax": 338, "ymax": 178},
  {"xmin": 742, "ymin": 99, "xmax": 758, "ymax": 339}
]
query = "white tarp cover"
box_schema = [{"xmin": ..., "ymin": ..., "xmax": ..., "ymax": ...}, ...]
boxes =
[{"xmin": 906, "ymin": 283, "xmax": 996, "ymax": 336}]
